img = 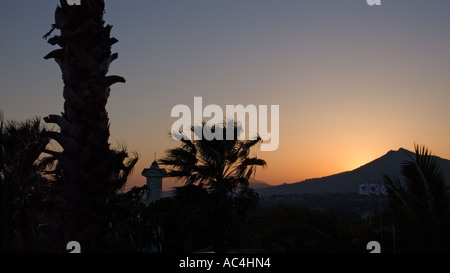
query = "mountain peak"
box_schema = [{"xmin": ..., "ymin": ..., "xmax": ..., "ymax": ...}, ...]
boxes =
[
  {"xmin": 397, "ymin": 147, "xmax": 411, "ymax": 153},
  {"xmin": 257, "ymin": 147, "xmax": 450, "ymax": 196},
  {"xmin": 382, "ymin": 148, "xmax": 414, "ymax": 159},
  {"xmin": 387, "ymin": 147, "xmax": 411, "ymax": 154}
]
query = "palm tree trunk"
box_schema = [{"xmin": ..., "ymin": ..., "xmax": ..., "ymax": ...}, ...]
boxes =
[{"xmin": 44, "ymin": 0, "xmax": 125, "ymax": 252}]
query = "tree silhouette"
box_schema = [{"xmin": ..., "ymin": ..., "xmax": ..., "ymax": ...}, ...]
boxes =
[
  {"xmin": 43, "ymin": 0, "xmax": 136, "ymax": 252},
  {"xmin": 384, "ymin": 145, "xmax": 450, "ymax": 252},
  {"xmin": 0, "ymin": 113, "xmax": 56, "ymax": 252},
  {"xmin": 160, "ymin": 122, "xmax": 266, "ymax": 252}
]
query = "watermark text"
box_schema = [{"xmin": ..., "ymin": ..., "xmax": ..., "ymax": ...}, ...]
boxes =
[
  {"xmin": 367, "ymin": 0, "xmax": 381, "ymax": 6},
  {"xmin": 171, "ymin": 97, "xmax": 279, "ymax": 151}
]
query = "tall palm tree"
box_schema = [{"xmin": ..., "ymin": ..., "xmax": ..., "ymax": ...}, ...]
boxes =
[
  {"xmin": 160, "ymin": 122, "xmax": 266, "ymax": 252},
  {"xmin": 43, "ymin": 0, "xmax": 131, "ymax": 252},
  {"xmin": 384, "ymin": 145, "xmax": 450, "ymax": 252},
  {"xmin": 162, "ymin": 122, "xmax": 266, "ymax": 192}
]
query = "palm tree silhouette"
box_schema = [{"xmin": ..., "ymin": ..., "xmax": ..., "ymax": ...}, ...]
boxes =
[
  {"xmin": 160, "ymin": 122, "xmax": 266, "ymax": 252},
  {"xmin": 0, "ymin": 113, "xmax": 55, "ymax": 252},
  {"xmin": 384, "ymin": 145, "xmax": 450, "ymax": 252},
  {"xmin": 43, "ymin": 0, "xmax": 135, "ymax": 252}
]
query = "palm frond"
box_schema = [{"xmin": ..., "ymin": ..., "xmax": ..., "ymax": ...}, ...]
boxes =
[{"xmin": 384, "ymin": 145, "xmax": 450, "ymax": 252}]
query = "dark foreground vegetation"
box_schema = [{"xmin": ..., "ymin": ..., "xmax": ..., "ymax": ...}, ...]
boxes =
[{"xmin": 2, "ymin": 1, "xmax": 450, "ymax": 253}]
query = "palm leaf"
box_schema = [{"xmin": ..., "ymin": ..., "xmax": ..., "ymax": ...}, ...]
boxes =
[
  {"xmin": 384, "ymin": 145, "xmax": 450, "ymax": 252},
  {"xmin": 159, "ymin": 121, "xmax": 266, "ymax": 251}
]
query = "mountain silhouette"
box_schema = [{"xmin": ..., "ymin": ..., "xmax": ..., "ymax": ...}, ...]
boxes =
[
  {"xmin": 248, "ymin": 177, "xmax": 272, "ymax": 189},
  {"xmin": 257, "ymin": 148, "xmax": 450, "ymax": 197}
]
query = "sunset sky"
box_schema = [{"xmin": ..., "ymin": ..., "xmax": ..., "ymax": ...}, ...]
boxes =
[{"xmin": 1, "ymin": 0, "xmax": 450, "ymax": 191}]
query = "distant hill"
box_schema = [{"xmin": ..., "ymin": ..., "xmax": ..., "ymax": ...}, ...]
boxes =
[
  {"xmin": 257, "ymin": 148, "xmax": 450, "ymax": 197},
  {"xmin": 249, "ymin": 177, "xmax": 272, "ymax": 189}
]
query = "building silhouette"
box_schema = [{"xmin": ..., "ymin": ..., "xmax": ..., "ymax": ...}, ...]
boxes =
[{"xmin": 141, "ymin": 160, "xmax": 166, "ymax": 206}]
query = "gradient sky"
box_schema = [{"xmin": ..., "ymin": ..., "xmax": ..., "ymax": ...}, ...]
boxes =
[{"xmin": 1, "ymin": 0, "xmax": 450, "ymax": 191}]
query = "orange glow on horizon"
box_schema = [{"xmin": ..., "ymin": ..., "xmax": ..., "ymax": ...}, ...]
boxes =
[{"xmin": 125, "ymin": 145, "xmax": 405, "ymax": 191}]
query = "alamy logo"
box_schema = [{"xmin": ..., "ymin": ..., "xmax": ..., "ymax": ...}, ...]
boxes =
[
  {"xmin": 171, "ymin": 97, "xmax": 279, "ymax": 152},
  {"xmin": 66, "ymin": 0, "xmax": 81, "ymax": 6},
  {"xmin": 66, "ymin": 241, "xmax": 81, "ymax": 253},
  {"xmin": 367, "ymin": 0, "xmax": 381, "ymax": 5},
  {"xmin": 367, "ymin": 241, "xmax": 381, "ymax": 253}
]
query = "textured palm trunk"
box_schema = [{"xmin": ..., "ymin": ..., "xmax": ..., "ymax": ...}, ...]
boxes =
[{"xmin": 44, "ymin": 0, "xmax": 125, "ymax": 252}]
